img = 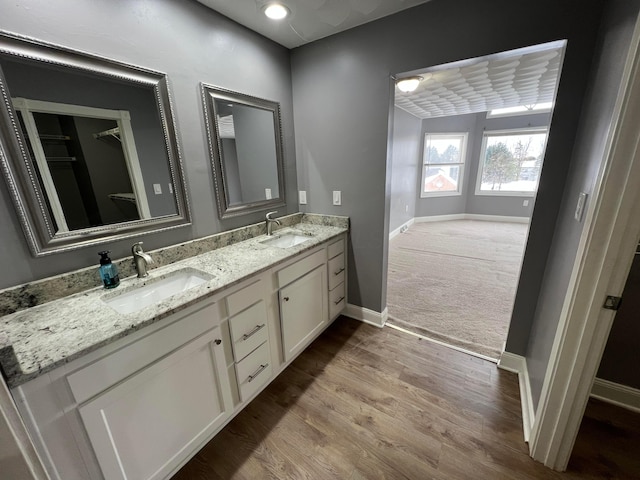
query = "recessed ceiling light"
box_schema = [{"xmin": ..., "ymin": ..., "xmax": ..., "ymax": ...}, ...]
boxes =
[{"xmin": 264, "ymin": 3, "xmax": 289, "ymax": 20}]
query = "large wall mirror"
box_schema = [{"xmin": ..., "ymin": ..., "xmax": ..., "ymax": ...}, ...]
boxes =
[
  {"xmin": 201, "ymin": 84, "xmax": 285, "ymax": 219},
  {"xmin": 0, "ymin": 31, "xmax": 190, "ymax": 256}
]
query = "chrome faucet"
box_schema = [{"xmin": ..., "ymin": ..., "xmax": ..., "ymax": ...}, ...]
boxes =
[
  {"xmin": 266, "ymin": 211, "xmax": 281, "ymax": 236},
  {"xmin": 132, "ymin": 241, "xmax": 154, "ymax": 278}
]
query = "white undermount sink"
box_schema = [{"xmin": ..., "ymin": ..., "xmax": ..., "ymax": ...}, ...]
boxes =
[
  {"xmin": 102, "ymin": 268, "xmax": 211, "ymax": 314},
  {"xmin": 260, "ymin": 233, "xmax": 311, "ymax": 248}
]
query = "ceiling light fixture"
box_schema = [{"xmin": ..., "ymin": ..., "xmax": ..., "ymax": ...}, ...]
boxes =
[
  {"xmin": 396, "ymin": 76, "xmax": 423, "ymax": 93},
  {"xmin": 264, "ymin": 3, "xmax": 289, "ymax": 20}
]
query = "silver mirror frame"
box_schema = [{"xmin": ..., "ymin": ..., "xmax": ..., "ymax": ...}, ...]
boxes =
[
  {"xmin": 201, "ymin": 83, "xmax": 286, "ymax": 219},
  {"xmin": 0, "ymin": 31, "xmax": 191, "ymax": 256}
]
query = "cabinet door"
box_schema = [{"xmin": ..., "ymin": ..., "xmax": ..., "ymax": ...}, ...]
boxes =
[
  {"xmin": 280, "ymin": 265, "xmax": 327, "ymax": 362},
  {"xmin": 79, "ymin": 327, "xmax": 231, "ymax": 480}
]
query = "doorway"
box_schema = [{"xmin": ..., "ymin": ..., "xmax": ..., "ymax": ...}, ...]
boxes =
[{"xmin": 386, "ymin": 41, "xmax": 566, "ymax": 359}]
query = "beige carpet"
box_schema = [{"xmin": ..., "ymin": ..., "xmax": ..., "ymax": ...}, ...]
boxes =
[{"xmin": 386, "ymin": 220, "xmax": 528, "ymax": 359}]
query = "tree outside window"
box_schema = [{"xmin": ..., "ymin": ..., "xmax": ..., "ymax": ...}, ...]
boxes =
[{"xmin": 477, "ymin": 129, "xmax": 548, "ymax": 195}]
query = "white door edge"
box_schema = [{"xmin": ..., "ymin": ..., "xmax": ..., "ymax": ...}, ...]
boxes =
[{"xmin": 529, "ymin": 12, "xmax": 640, "ymax": 470}]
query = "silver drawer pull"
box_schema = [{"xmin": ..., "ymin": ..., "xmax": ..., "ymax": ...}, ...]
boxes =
[
  {"xmin": 247, "ymin": 363, "xmax": 269, "ymax": 383},
  {"xmin": 242, "ymin": 324, "xmax": 266, "ymax": 341},
  {"xmin": 334, "ymin": 267, "xmax": 345, "ymax": 275},
  {"xmin": 334, "ymin": 296, "xmax": 345, "ymax": 305}
]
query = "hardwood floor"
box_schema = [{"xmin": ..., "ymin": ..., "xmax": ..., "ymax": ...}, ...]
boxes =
[{"xmin": 173, "ymin": 317, "xmax": 640, "ymax": 479}]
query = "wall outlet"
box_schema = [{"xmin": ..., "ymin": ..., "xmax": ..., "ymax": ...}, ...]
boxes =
[
  {"xmin": 523, "ymin": 200, "xmax": 529, "ymax": 207},
  {"xmin": 153, "ymin": 183, "xmax": 162, "ymax": 195},
  {"xmin": 265, "ymin": 188, "xmax": 272, "ymax": 200},
  {"xmin": 405, "ymin": 204, "xmax": 409, "ymax": 212},
  {"xmin": 333, "ymin": 190, "xmax": 342, "ymax": 206},
  {"xmin": 299, "ymin": 190, "xmax": 307, "ymax": 205}
]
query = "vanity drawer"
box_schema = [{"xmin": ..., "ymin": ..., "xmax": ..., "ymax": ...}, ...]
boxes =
[
  {"xmin": 235, "ymin": 341, "xmax": 272, "ymax": 402},
  {"xmin": 229, "ymin": 301, "xmax": 269, "ymax": 361},
  {"xmin": 277, "ymin": 249, "xmax": 326, "ymax": 287},
  {"xmin": 226, "ymin": 280, "xmax": 263, "ymax": 317},
  {"xmin": 67, "ymin": 300, "xmax": 218, "ymax": 404},
  {"xmin": 329, "ymin": 282, "xmax": 346, "ymax": 320},
  {"xmin": 328, "ymin": 253, "xmax": 345, "ymax": 290},
  {"xmin": 328, "ymin": 237, "xmax": 344, "ymax": 259}
]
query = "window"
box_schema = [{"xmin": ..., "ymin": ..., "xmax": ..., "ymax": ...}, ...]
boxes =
[
  {"xmin": 421, "ymin": 133, "xmax": 467, "ymax": 197},
  {"xmin": 486, "ymin": 102, "xmax": 554, "ymax": 118},
  {"xmin": 476, "ymin": 128, "xmax": 548, "ymax": 196}
]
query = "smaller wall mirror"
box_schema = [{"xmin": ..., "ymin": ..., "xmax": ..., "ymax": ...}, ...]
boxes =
[
  {"xmin": 201, "ymin": 84, "xmax": 285, "ymax": 219},
  {"xmin": 0, "ymin": 31, "xmax": 190, "ymax": 256}
]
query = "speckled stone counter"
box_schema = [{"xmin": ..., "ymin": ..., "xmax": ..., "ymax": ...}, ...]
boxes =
[{"xmin": 0, "ymin": 215, "xmax": 348, "ymax": 388}]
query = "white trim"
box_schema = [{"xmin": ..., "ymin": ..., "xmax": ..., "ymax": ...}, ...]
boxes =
[
  {"xmin": 591, "ymin": 378, "xmax": 640, "ymax": 414},
  {"xmin": 530, "ymin": 13, "xmax": 640, "ymax": 471},
  {"xmin": 414, "ymin": 213, "xmax": 529, "ymax": 224},
  {"xmin": 386, "ymin": 322, "xmax": 497, "ymax": 363},
  {"xmin": 498, "ymin": 352, "xmax": 535, "ymax": 443},
  {"xmin": 389, "ymin": 218, "xmax": 414, "ymax": 240},
  {"xmin": 344, "ymin": 304, "xmax": 387, "ymax": 328}
]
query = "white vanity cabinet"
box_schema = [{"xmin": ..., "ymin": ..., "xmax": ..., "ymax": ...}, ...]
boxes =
[
  {"xmin": 78, "ymin": 326, "xmax": 230, "ymax": 480},
  {"xmin": 327, "ymin": 236, "xmax": 347, "ymax": 321},
  {"xmin": 10, "ymin": 231, "xmax": 348, "ymax": 480},
  {"xmin": 225, "ymin": 279, "xmax": 273, "ymax": 402},
  {"xmin": 277, "ymin": 249, "xmax": 328, "ymax": 362},
  {"xmin": 12, "ymin": 299, "xmax": 235, "ymax": 480}
]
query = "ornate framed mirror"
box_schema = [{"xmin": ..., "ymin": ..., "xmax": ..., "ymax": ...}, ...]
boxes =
[
  {"xmin": 201, "ymin": 84, "xmax": 285, "ymax": 219},
  {"xmin": 0, "ymin": 31, "xmax": 190, "ymax": 256}
]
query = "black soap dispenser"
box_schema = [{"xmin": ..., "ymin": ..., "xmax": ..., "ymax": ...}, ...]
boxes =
[{"xmin": 98, "ymin": 251, "xmax": 120, "ymax": 289}]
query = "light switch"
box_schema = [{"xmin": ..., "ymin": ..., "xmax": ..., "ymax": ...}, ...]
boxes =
[
  {"xmin": 299, "ymin": 190, "xmax": 307, "ymax": 205},
  {"xmin": 265, "ymin": 188, "xmax": 272, "ymax": 200},
  {"xmin": 523, "ymin": 200, "xmax": 529, "ymax": 207},
  {"xmin": 333, "ymin": 190, "xmax": 341, "ymax": 206},
  {"xmin": 168, "ymin": 183, "xmax": 173, "ymax": 194},
  {"xmin": 153, "ymin": 183, "xmax": 162, "ymax": 195}
]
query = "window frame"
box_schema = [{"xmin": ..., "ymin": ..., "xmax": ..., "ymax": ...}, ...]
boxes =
[
  {"xmin": 420, "ymin": 132, "xmax": 468, "ymax": 198},
  {"xmin": 475, "ymin": 127, "xmax": 549, "ymax": 197}
]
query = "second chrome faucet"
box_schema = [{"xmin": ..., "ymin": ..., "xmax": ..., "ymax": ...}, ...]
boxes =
[
  {"xmin": 266, "ymin": 211, "xmax": 281, "ymax": 236},
  {"xmin": 132, "ymin": 241, "xmax": 154, "ymax": 278}
]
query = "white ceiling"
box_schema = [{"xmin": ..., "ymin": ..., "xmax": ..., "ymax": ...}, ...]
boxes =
[
  {"xmin": 395, "ymin": 43, "xmax": 564, "ymax": 119},
  {"xmin": 195, "ymin": 0, "xmax": 432, "ymax": 49}
]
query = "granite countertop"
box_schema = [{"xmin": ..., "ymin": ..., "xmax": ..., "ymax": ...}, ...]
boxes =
[{"xmin": 0, "ymin": 222, "xmax": 347, "ymax": 388}]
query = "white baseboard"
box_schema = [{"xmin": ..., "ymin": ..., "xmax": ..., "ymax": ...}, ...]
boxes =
[
  {"xmin": 414, "ymin": 213, "xmax": 529, "ymax": 224},
  {"xmin": 344, "ymin": 304, "xmax": 387, "ymax": 328},
  {"xmin": 591, "ymin": 378, "xmax": 640, "ymax": 413},
  {"xmin": 498, "ymin": 352, "xmax": 535, "ymax": 443},
  {"xmin": 414, "ymin": 214, "xmax": 466, "ymax": 223},
  {"xmin": 465, "ymin": 214, "xmax": 530, "ymax": 224},
  {"xmin": 389, "ymin": 218, "xmax": 415, "ymax": 240}
]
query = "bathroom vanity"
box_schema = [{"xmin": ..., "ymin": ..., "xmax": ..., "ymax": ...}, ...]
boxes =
[{"xmin": 1, "ymin": 217, "xmax": 348, "ymax": 480}]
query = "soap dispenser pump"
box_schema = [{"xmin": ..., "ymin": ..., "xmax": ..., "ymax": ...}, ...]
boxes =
[{"xmin": 98, "ymin": 251, "xmax": 120, "ymax": 289}]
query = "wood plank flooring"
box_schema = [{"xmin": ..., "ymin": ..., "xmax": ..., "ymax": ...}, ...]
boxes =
[{"xmin": 173, "ymin": 317, "xmax": 640, "ymax": 479}]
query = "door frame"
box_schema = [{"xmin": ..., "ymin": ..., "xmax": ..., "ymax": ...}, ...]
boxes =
[{"xmin": 529, "ymin": 12, "xmax": 640, "ymax": 470}]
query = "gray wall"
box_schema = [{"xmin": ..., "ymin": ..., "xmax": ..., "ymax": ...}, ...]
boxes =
[
  {"xmin": 415, "ymin": 111, "xmax": 549, "ymax": 218},
  {"xmin": 292, "ymin": 0, "xmax": 604, "ymax": 312},
  {"xmin": 0, "ymin": 0, "xmax": 297, "ymax": 289},
  {"xmin": 389, "ymin": 106, "xmax": 420, "ymax": 232},
  {"xmin": 517, "ymin": 0, "xmax": 640, "ymax": 408}
]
